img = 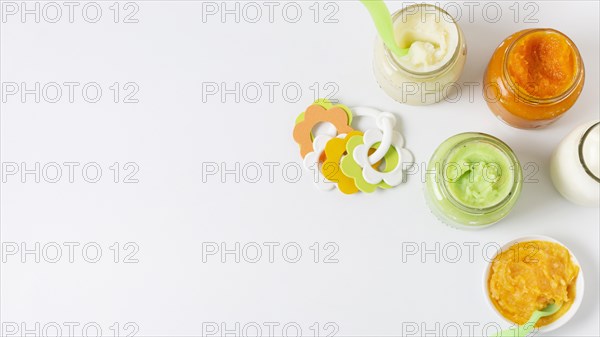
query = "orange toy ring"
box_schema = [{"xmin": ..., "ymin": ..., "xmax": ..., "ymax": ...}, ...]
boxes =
[{"xmin": 293, "ymin": 104, "xmax": 354, "ymax": 158}]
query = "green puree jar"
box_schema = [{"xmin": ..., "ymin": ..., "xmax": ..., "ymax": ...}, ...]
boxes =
[{"xmin": 425, "ymin": 133, "xmax": 523, "ymax": 229}]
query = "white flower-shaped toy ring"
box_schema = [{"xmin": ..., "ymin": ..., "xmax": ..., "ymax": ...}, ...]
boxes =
[
  {"xmin": 353, "ymin": 128, "xmax": 413, "ymax": 186},
  {"xmin": 303, "ymin": 134, "xmax": 341, "ymax": 191}
]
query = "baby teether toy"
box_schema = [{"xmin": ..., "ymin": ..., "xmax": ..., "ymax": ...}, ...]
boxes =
[
  {"xmin": 348, "ymin": 128, "xmax": 413, "ymax": 186},
  {"xmin": 293, "ymin": 99, "xmax": 354, "ymax": 158},
  {"xmin": 341, "ymin": 134, "xmax": 399, "ymax": 193},
  {"xmin": 323, "ymin": 131, "xmax": 387, "ymax": 195},
  {"xmin": 293, "ymin": 99, "xmax": 413, "ymax": 194},
  {"xmin": 304, "ymin": 134, "xmax": 339, "ymax": 191},
  {"xmin": 322, "ymin": 131, "xmax": 363, "ymax": 194}
]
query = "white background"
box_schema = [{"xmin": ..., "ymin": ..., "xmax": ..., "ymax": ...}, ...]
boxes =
[{"xmin": 1, "ymin": 1, "xmax": 599, "ymax": 336}]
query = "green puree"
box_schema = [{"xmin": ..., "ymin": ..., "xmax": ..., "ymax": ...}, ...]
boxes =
[{"xmin": 443, "ymin": 141, "xmax": 515, "ymax": 209}]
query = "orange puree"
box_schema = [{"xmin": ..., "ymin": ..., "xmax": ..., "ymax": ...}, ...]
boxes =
[
  {"xmin": 484, "ymin": 29, "xmax": 584, "ymax": 129},
  {"xmin": 488, "ymin": 241, "xmax": 579, "ymax": 327},
  {"xmin": 507, "ymin": 31, "xmax": 577, "ymax": 99}
]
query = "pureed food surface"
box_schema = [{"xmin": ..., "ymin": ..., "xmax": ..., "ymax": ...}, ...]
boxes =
[
  {"xmin": 444, "ymin": 141, "xmax": 514, "ymax": 209},
  {"xmin": 394, "ymin": 6, "xmax": 459, "ymax": 72},
  {"xmin": 484, "ymin": 28, "xmax": 584, "ymax": 129},
  {"xmin": 373, "ymin": 4, "xmax": 467, "ymax": 105},
  {"xmin": 488, "ymin": 241, "xmax": 579, "ymax": 327},
  {"xmin": 424, "ymin": 133, "xmax": 522, "ymax": 228},
  {"xmin": 507, "ymin": 30, "xmax": 578, "ymax": 99}
]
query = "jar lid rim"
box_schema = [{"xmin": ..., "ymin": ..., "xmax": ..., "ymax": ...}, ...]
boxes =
[
  {"xmin": 579, "ymin": 122, "xmax": 600, "ymax": 183},
  {"xmin": 438, "ymin": 133, "xmax": 522, "ymax": 214}
]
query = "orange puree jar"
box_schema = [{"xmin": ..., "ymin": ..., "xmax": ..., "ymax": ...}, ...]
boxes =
[{"xmin": 484, "ymin": 29, "xmax": 584, "ymax": 129}]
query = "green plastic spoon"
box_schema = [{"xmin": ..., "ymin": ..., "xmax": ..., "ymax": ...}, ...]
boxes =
[
  {"xmin": 492, "ymin": 302, "xmax": 562, "ymax": 337},
  {"xmin": 360, "ymin": 0, "xmax": 409, "ymax": 58}
]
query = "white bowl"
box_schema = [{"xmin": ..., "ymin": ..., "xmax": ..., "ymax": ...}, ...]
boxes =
[{"xmin": 483, "ymin": 235, "xmax": 585, "ymax": 333}]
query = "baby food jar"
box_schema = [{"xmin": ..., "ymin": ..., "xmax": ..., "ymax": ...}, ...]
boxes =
[
  {"xmin": 373, "ymin": 4, "xmax": 467, "ymax": 105},
  {"xmin": 484, "ymin": 29, "xmax": 585, "ymax": 129},
  {"xmin": 551, "ymin": 120, "xmax": 600, "ymax": 207},
  {"xmin": 424, "ymin": 133, "xmax": 523, "ymax": 229}
]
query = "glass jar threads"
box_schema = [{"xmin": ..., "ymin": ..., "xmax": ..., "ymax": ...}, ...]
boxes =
[
  {"xmin": 424, "ymin": 133, "xmax": 523, "ymax": 229},
  {"xmin": 484, "ymin": 29, "xmax": 585, "ymax": 129}
]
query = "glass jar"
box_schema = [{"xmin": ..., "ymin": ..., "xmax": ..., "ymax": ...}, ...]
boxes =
[
  {"xmin": 373, "ymin": 4, "xmax": 467, "ymax": 105},
  {"xmin": 424, "ymin": 133, "xmax": 523, "ymax": 229},
  {"xmin": 484, "ymin": 29, "xmax": 585, "ymax": 129},
  {"xmin": 551, "ymin": 120, "xmax": 599, "ymax": 207}
]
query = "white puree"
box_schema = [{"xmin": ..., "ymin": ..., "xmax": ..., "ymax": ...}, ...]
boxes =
[
  {"xmin": 372, "ymin": 4, "xmax": 466, "ymax": 105},
  {"xmin": 394, "ymin": 8, "xmax": 459, "ymax": 72},
  {"xmin": 551, "ymin": 120, "xmax": 600, "ymax": 207}
]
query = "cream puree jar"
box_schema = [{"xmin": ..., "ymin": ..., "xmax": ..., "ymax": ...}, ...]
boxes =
[
  {"xmin": 373, "ymin": 4, "xmax": 467, "ymax": 105},
  {"xmin": 551, "ymin": 120, "xmax": 600, "ymax": 207}
]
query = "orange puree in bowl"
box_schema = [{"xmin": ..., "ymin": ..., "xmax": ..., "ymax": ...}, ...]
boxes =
[
  {"xmin": 488, "ymin": 241, "xmax": 579, "ymax": 327},
  {"xmin": 507, "ymin": 31, "xmax": 577, "ymax": 99}
]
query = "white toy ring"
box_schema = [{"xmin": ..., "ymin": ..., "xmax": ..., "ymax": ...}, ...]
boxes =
[
  {"xmin": 351, "ymin": 107, "xmax": 395, "ymax": 165},
  {"xmin": 303, "ymin": 134, "xmax": 345, "ymax": 191}
]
